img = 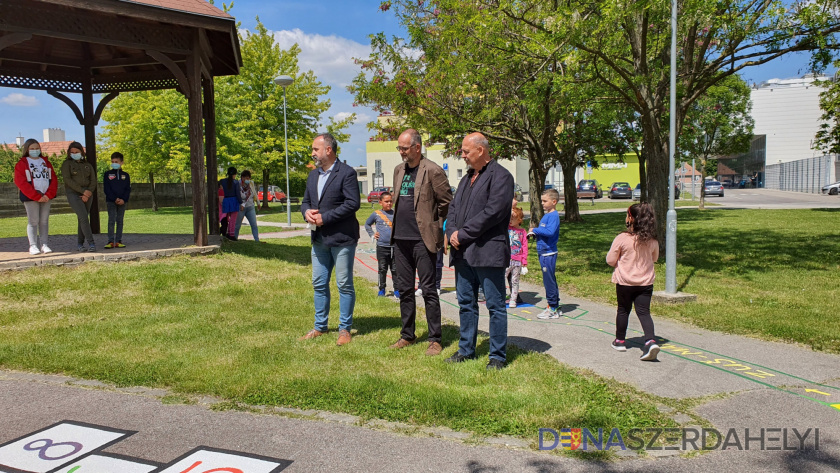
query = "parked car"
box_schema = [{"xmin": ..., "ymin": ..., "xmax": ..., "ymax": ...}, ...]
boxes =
[
  {"xmin": 722, "ymin": 179, "xmax": 734, "ymax": 189},
  {"xmin": 258, "ymin": 185, "xmax": 286, "ymax": 202},
  {"xmin": 367, "ymin": 187, "xmax": 392, "ymax": 203},
  {"xmin": 632, "ymin": 183, "xmax": 680, "ymax": 201},
  {"xmin": 822, "ymin": 181, "xmax": 840, "ymax": 195},
  {"xmin": 608, "ymin": 182, "xmax": 633, "ymax": 199},
  {"xmin": 704, "ymin": 180, "xmax": 725, "ymax": 197},
  {"xmin": 577, "ymin": 179, "xmax": 603, "ymax": 198}
]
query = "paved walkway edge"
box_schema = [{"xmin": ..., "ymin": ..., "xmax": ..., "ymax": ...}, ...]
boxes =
[{"xmin": 0, "ymin": 245, "xmax": 220, "ymax": 272}]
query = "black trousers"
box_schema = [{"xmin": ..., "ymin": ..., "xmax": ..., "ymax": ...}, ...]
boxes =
[
  {"xmin": 376, "ymin": 245, "xmax": 396, "ymax": 291},
  {"xmin": 615, "ymin": 284, "xmax": 656, "ymax": 341},
  {"xmin": 394, "ymin": 239, "xmax": 442, "ymax": 342}
]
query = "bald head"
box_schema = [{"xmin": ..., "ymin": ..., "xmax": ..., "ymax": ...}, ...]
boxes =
[{"xmin": 461, "ymin": 132, "xmax": 491, "ymax": 170}]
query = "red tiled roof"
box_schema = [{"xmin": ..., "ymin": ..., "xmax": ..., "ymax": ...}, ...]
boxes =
[
  {"xmin": 122, "ymin": 0, "xmax": 232, "ymax": 19},
  {"xmin": 2, "ymin": 141, "xmax": 84, "ymax": 157}
]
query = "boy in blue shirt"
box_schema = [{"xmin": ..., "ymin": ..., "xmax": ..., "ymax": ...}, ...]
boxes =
[
  {"xmin": 364, "ymin": 192, "xmax": 399, "ymax": 297},
  {"xmin": 103, "ymin": 152, "xmax": 131, "ymax": 249},
  {"xmin": 528, "ymin": 188, "xmax": 562, "ymax": 319}
]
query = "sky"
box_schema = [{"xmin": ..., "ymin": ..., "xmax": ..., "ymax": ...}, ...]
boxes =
[{"xmin": 0, "ymin": 0, "xmax": 832, "ymax": 168}]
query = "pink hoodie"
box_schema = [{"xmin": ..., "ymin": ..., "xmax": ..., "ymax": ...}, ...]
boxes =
[
  {"xmin": 606, "ymin": 232, "xmax": 659, "ymax": 286},
  {"xmin": 508, "ymin": 226, "xmax": 528, "ymax": 265}
]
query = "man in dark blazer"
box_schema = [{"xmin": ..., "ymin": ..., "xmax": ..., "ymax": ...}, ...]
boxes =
[
  {"xmin": 389, "ymin": 129, "xmax": 452, "ymax": 356},
  {"xmin": 300, "ymin": 133, "xmax": 361, "ymax": 346},
  {"xmin": 445, "ymin": 132, "xmax": 514, "ymax": 370}
]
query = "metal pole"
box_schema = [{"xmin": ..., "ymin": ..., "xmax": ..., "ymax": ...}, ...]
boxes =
[
  {"xmin": 666, "ymin": 0, "xmax": 678, "ymax": 293},
  {"xmin": 283, "ymin": 86, "xmax": 291, "ymax": 226}
]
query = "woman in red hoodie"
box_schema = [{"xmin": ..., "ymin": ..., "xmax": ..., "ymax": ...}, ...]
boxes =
[{"xmin": 13, "ymin": 138, "xmax": 58, "ymax": 255}]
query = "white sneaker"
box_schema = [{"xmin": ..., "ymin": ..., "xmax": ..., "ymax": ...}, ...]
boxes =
[
  {"xmin": 536, "ymin": 308, "xmax": 554, "ymax": 319},
  {"xmin": 509, "ymin": 300, "xmax": 517, "ymax": 308},
  {"xmin": 29, "ymin": 245, "xmax": 40, "ymax": 255},
  {"xmin": 437, "ymin": 289, "xmax": 441, "ymax": 295},
  {"xmin": 41, "ymin": 244, "xmax": 52, "ymax": 254},
  {"xmin": 415, "ymin": 288, "xmax": 422, "ymax": 296}
]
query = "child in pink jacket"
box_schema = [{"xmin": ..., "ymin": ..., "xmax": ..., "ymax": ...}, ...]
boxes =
[
  {"xmin": 606, "ymin": 203, "xmax": 660, "ymax": 361},
  {"xmin": 506, "ymin": 206, "xmax": 528, "ymax": 308}
]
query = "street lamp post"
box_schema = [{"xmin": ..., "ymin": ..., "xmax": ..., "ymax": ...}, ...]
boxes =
[{"xmin": 274, "ymin": 75, "xmax": 294, "ymax": 226}]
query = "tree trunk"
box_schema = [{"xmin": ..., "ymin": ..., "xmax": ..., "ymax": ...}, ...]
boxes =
[
  {"xmin": 636, "ymin": 150, "xmax": 648, "ymax": 203},
  {"xmin": 261, "ymin": 168, "xmax": 270, "ymax": 210},
  {"xmin": 643, "ymin": 131, "xmax": 669, "ymax": 254},
  {"xmin": 699, "ymin": 155, "xmax": 707, "ymax": 210},
  {"xmin": 559, "ymin": 157, "xmax": 582, "ymax": 223},
  {"xmin": 527, "ymin": 157, "xmax": 547, "ymax": 226},
  {"xmin": 149, "ymin": 172, "xmax": 158, "ymax": 212}
]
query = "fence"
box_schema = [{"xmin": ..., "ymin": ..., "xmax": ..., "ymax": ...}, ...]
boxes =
[
  {"xmin": 764, "ymin": 155, "xmax": 838, "ymax": 194},
  {"xmin": 0, "ymin": 182, "xmax": 194, "ymax": 217}
]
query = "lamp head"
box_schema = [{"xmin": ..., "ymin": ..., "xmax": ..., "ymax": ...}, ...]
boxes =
[{"xmin": 274, "ymin": 75, "xmax": 294, "ymax": 87}]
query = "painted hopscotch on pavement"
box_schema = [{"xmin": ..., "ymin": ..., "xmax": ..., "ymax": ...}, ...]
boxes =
[{"xmin": 0, "ymin": 421, "xmax": 292, "ymax": 473}]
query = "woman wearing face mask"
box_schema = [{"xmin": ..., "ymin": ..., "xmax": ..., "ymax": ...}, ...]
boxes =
[
  {"xmin": 14, "ymin": 139, "xmax": 58, "ymax": 255},
  {"xmin": 219, "ymin": 166, "xmax": 242, "ymax": 240},
  {"xmin": 61, "ymin": 141, "xmax": 97, "ymax": 252},
  {"xmin": 234, "ymin": 169, "xmax": 260, "ymax": 242}
]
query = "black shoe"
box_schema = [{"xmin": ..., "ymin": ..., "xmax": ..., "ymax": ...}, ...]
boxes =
[
  {"xmin": 486, "ymin": 359, "xmax": 506, "ymax": 370},
  {"xmin": 640, "ymin": 340, "xmax": 660, "ymax": 361},
  {"xmin": 445, "ymin": 353, "xmax": 473, "ymax": 364}
]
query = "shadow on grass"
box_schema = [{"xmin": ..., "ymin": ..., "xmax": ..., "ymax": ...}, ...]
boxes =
[{"xmin": 219, "ymin": 237, "xmax": 311, "ymax": 266}]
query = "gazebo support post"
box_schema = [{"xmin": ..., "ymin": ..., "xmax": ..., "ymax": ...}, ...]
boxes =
[
  {"xmin": 81, "ymin": 78, "xmax": 101, "ymax": 234},
  {"xmin": 187, "ymin": 40, "xmax": 208, "ymax": 246},
  {"xmin": 203, "ymin": 75, "xmax": 219, "ymax": 234}
]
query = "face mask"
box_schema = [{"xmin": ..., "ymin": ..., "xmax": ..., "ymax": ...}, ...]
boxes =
[
  {"xmin": 111, "ymin": 163, "xmax": 121, "ymax": 170},
  {"xmin": 28, "ymin": 150, "xmax": 41, "ymax": 158},
  {"xmin": 243, "ymin": 179, "xmax": 251, "ymax": 184},
  {"xmin": 70, "ymin": 153, "xmax": 82, "ymax": 161}
]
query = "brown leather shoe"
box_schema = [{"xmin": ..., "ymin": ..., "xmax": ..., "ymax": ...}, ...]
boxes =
[
  {"xmin": 389, "ymin": 338, "xmax": 415, "ymax": 349},
  {"xmin": 299, "ymin": 329, "xmax": 326, "ymax": 340},
  {"xmin": 336, "ymin": 329, "xmax": 352, "ymax": 346},
  {"xmin": 425, "ymin": 341, "xmax": 442, "ymax": 356}
]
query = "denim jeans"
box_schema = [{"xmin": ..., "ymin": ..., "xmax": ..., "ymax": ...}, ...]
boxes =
[
  {"xmin": 235, "ymin": 205, "xmax": 259, "ymax": 242},
  {"xmin": 539, "ymin": 254, "xmax": 559, "ymax": 309},
  {"xmin": 107, "ymin": 201, "xmax": 126, "ymax": 244},
  {"xmin": 453, "ymin": 260, "xmax": 508, "ymax": 362},
  {"xmin": 311, "ymin": 239, "xmax": 356, "ymax": 332}
]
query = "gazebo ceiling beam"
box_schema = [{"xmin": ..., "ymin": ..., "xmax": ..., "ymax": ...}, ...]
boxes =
[
  {"xmin": 46, "ymin": 89, "xmax": 84, "ymax": 125},
  {"xmin": 145, "ymin": 50, "xmax": 190, "ymax": 98},
  {"xmin": 0, "ymin": 25, "xmax": 191, "ymax": 57}
]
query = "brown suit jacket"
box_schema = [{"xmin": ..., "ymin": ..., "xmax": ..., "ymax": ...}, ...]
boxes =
[{"xmin": 390, "ymin": 157, "xmax": 453, "ymax": 253}]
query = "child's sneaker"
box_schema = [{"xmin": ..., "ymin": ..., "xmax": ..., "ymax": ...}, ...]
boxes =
[
  {"xmin": 116, "ymin": 242, "xmax": 125, "ymax": 248},
  {"xmin": 508, "ymin": 300, "xmax": 517, "ymax": 308},
  {"xmin": 29, "ymin": 245, "xmax": 40, "ymax": 255},
  {"xmin": 611, "ymin": 339, "xmax": 627, "ymax": 352},
  {"xmin": 378, "ymin": 290, "xmax": 386, "ymax": 297},
  {"xmin": 41, "ymin": 244, "xmax": 52, "ymax": 254},
  {"xmin": 393, "ymin": 290, "xmax": 400, "ymax": 298},
  {"xmin": 537, "ymin": 307, "xmax": 557, "ymax": 319},
  {"xmin": 104, "ymin": 242, "xmax": 116, "ymax": 249},
  {"xmin": 551, "ymin": 306, "xmax": 563, "ymax": 318},
  {"xmin": 88, "ymin": 244, "xmax": 96, "ymax": 252},
  {"xmin": 640, "ymin": 340, "xmax": 660, "ymax": 361},
  {"xmin": 415, "ymin": 288, "xmax": 422, "ymax": 296}
]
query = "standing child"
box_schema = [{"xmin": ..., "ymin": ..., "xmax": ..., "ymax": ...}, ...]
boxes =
[
  {"xmin": 364, "ymin": 192, "xmax": 399, "ymax": 297},
  {"xmin": 506, "ymin": 206, "xmax": 527, "ymax": 307},
  {"xmin": 219, "ymin": 167, "xmax": 242, "ymax": 240},
  {"xmin": 606, "ymin": 203, "xmax": 660, "ymax": 361},
  {"xmin": 234, "ymin": 170, "xmax": 260, "ymax": 242},
  {"xmin": 528, "ymin": 188, "xmax": 562, "ymax": 319},
  {"xmin": 103, "ymin": 152, "xmax": 131, "ymax": 249},
  {"xmin": 14, "ymin": 138, "xmax": 57, "ymax": 255}
]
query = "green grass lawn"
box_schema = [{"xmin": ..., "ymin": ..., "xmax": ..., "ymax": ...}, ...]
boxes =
[
  {"xmin": 558, "ymin": 198, "xmax": 715, "ymax": 211},
  {"xmin": 0, "ymin": 237, "xmax": 674, "ymax": 449},
  {"xmin": 527, "ymin": 208, "xmax": 840, "ymax": 353}
]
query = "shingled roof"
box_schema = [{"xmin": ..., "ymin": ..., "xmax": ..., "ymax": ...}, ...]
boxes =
[{"xmin": 123, "ymin": 0, "xmax": 232, "ymax": 19}]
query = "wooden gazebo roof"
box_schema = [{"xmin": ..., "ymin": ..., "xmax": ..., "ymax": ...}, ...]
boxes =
[
  {"xmin": 0, "ymin": 0, "xmax": 241, "ymax": 95},
  {"xmin": 0, "ymin": 0, "xmax": 243, "ymax": 245}
]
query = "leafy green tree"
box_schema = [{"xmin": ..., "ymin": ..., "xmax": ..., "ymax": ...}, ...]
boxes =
[
  {"xmin": 679, "ymin": 74, "xmax": 753, "ymax": 209},
  {"xmin": 353, "ymin": 1, "xmax": 623, "ymax": 222},
  {"xmin": 495, "ymin": 0, "xmax": 840, "ymax": 245}
]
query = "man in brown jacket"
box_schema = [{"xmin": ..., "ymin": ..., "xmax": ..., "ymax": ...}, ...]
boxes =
[{"xmin": 389, "ymin": 129, "xmax": 452, "ymax": 356}]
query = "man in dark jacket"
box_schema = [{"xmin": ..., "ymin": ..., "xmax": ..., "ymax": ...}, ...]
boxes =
[
  {"xmin": 300, "ymin": 133, "xmax": 361, "ymax": 346},
  {"xmin": 103, "ymin": 152, "xmax": 131, "ymax": 249},
  {"xmin": 445, "ymin": 133, "xmax": 514, "ymax": 370},
  {"xmin": 389, "ymin": 129, "xmax": 452, "ymax": 356}
]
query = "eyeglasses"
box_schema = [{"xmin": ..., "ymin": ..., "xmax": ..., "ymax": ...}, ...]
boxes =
[{"xmin": 396, "ymin": 146, "xmax": 413, "ymax": 152}]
